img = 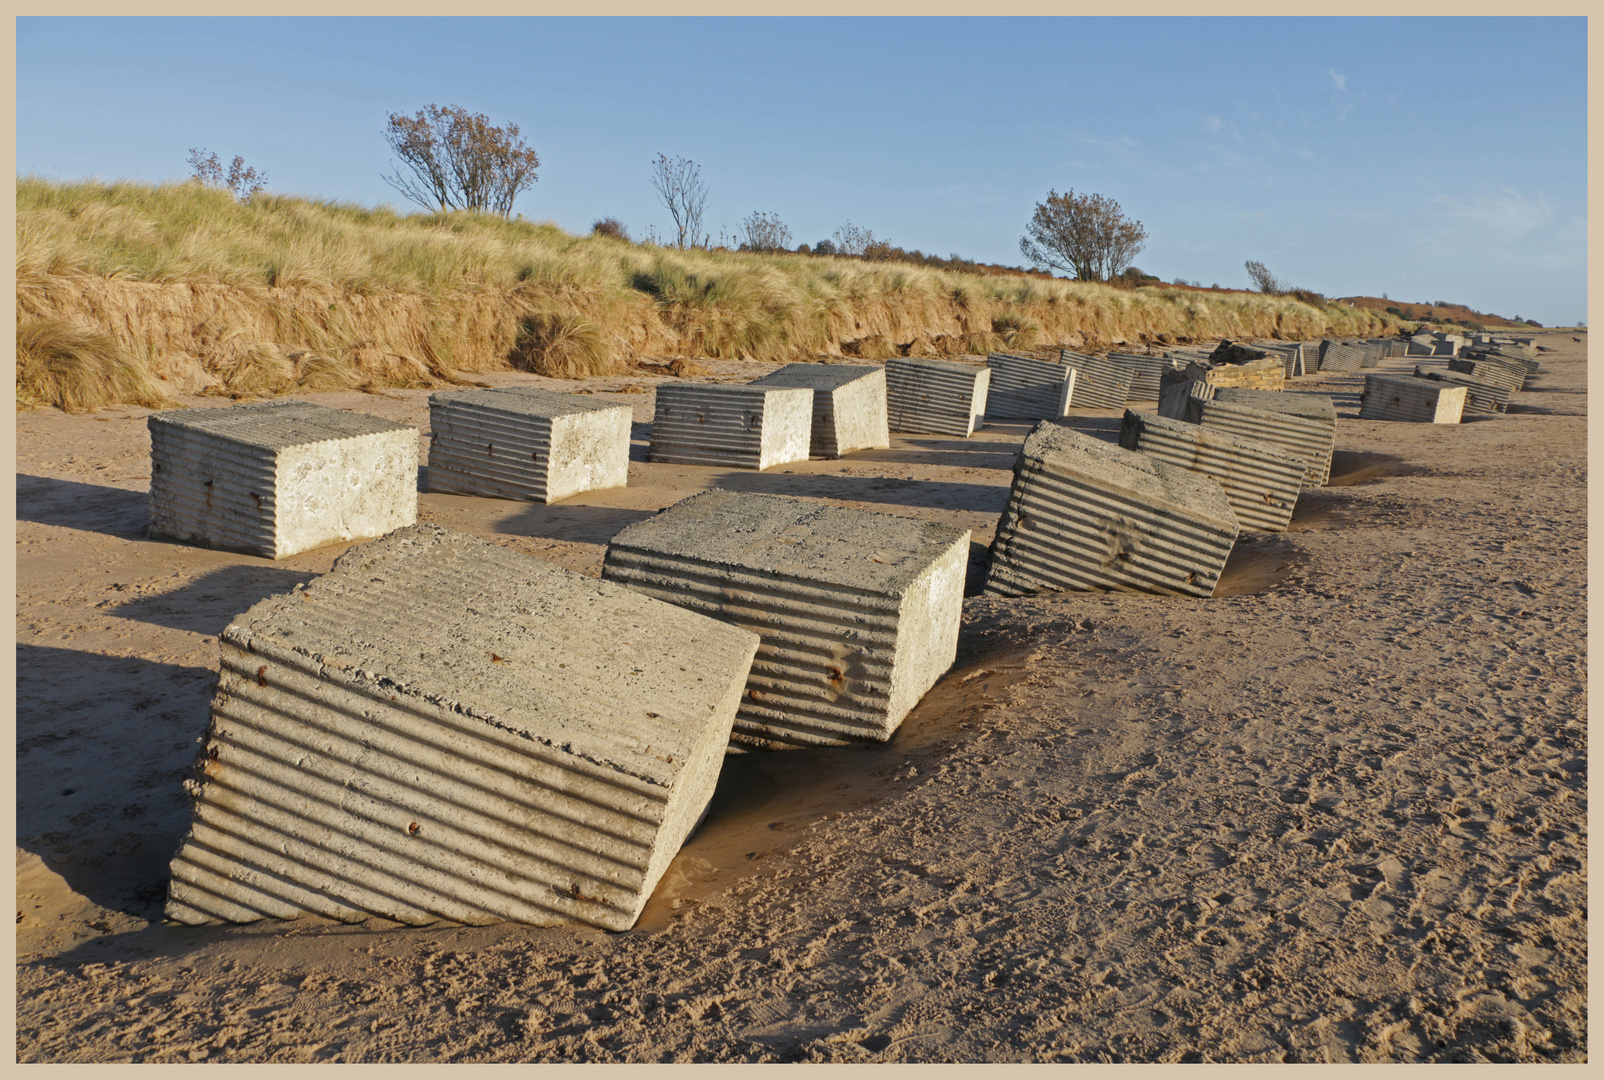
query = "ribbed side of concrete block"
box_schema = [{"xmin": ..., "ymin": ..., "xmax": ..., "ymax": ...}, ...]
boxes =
[
  {"xmin": 1450, "ymin": 357, "xmax": 1528, "ymax": 395},
  {"xmin": 165, "ymin": 524, "xmax": 759, "ymax": 932},
  {"xmin": 1359, "ymin": 375, "xmax": 1466, "ymax": 423},
  {"xmin": 1158, "ymin": 374, "xmax": 1215, "ymax": 421},
  {"xmin": 1413, "ymin": 366, "xmax": 1508, "ymax": 414},
  {"xmin": 149, "ymin": 401, "xmax": 418, "ymax": 559},
  {"xmin": 426, "ymin": 389, "xmax": 631, "ymax": 503},
  {"xmin": 985, "ymin": 424, "xmax": 1238, "ymax": 599},
  {"xmin": 602, "ymin": 490, "xmax": 969, "ymax": 749},
  {"xmin": 1060, "ymin": 351, "xmax": 1135, "ymax": 409},
  {"xmin": 1106, "ymin": 353, "xmax": 1169, "ymax": 399},
  {"xmin": 1358, "ymin": 341, "xmax": 1384, "ymax": 368},
  {"xmin": 649, "ymin": 384, "xmax": 812, "ymax": 469},
  {"xmin": 885, "ymin": 358, "xmax": 991, "ymax": 437},
  {"xmin": 1184, "ymin": 398, "xmax": 1334, "ymax": 488},
  {"xmin": 985, "ymin": 353, "xmax": 1076, "ymax": 419},
  {"xmin": 748, "ymin": 364, "xmax": 889, "ymax": 458},
  {"xmin": 1318, "ymin": 340, "xmax": 1366, "ymax": 371},
  {"xmin": 1119, "ymin": 409, "xmax": 1304, "ymax": 533}
]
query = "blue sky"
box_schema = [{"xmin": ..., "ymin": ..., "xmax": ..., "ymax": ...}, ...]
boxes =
[{"xmin": 16, "ymin": 16, "xmax": 1588, "ymax": 326}]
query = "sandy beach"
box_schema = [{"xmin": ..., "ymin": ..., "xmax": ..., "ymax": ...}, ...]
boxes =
[{"xmin": 14, "ymin": 335, "xmax": 1586, "ymax": 1062}]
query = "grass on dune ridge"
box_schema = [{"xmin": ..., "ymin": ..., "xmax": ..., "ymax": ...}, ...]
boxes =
[{"xmin": 17, "ymin": 176, "xmax": 1404, "ymax": 411}]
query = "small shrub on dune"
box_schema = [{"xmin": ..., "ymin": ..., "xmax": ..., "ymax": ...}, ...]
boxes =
[
  {"xmin": 15, "ymin": 318, "xmax": 171, "ymax": 412},
  {"xmin": 512, "ymin": 311, "xmax": 614, "ymax": 378}
]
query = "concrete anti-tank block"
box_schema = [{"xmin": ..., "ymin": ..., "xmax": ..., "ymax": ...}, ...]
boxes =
[
  {"xmin": 1119, "ymin": 409, "xmax": 1305, "ymax": 533},
  {"xmin": 885, "ymin": 358, "xmax": 991, "ymax": 437},
  {"xmin": 427, "ymin": 388, "xmax": 631, "ymax": 503},
  {"xmin": 1208, "ymin": 387, "xmax": 1338, "ymax": 487},
  {"xmin": 748, "ymin": 364, "xmax": 890, "ymax": 458},
  {"xmin": 149, "ymin": 401, "xmax": 417, "ymax": 559},
  {"xmin": 602, "ymin": 490, "xmax": 970, "ymax": 750},
  {"xmin": 649, "ymin": 383, "xmax": 813, "ymax": 469},
  {"xmin": 165, "ymin": 523, "xmax": 760, "ymax": 932},
  {"xmin": 1359, "ymin": 374, "xmax": 1466, "ymax": 423},
  {"xmin": 1059, "ymin": 350, "xmax": 1136, "ymax": 409},
  {"xmin": 985, "ymin": 423, "xmax": 1239, "ymax": 599},
  {"xmin": 985, "ymin": 352, "xmax": 1077, "ymax": 419}
]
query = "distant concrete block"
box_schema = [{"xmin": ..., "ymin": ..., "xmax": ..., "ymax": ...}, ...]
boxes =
[
  {"xmin": 985, "ymin": 352, "xmax": 1077, "ymax": 419},
  {"xmin": 1191, "ymin": 387, "xmax": 1338, "ymax": 488},
  {"xmin": 1452, "ymin": 355, "xmax": 1530, "ymax": 393},
  {"xmin": 603, "ymin": 490, "xmax": 970, "ymax": 749},
  {"xmin": 1412, "ymin": 366, "xmax": 1508, "ymax": 414},
  {"xmin": 1119, "ymin": 409, "xmax": 1305, "ymax": 533},
  {"xmin": 649, "ymin": 384, "xmax": 813, "ymax": 469},
  {"xmin": 426, "ymin": 388, "xmax": 631, "ymax": 503},
  {"xmin": 1059, "ymin": 351, "xmax": 1135, "ymax": 409},
  {"xmin": 1158, "ymin": 371, "xmax": 1215, "ymax": 420},
  {"xmin": 165, "ymin": 524, "xmax": 760, "ymax": 931},
  {"xmin": 748, "ymin": 364, "xmax": 889, "ymax": 458},
  {"xmin": 885, "ymin": 358, "xmax": 991, "ymax": 437},
  {"xmin": 1318, "ymin": 339, "xmax": 1367, "ymax": 371},
  {"xmin": 149, "ymin": 401, "xmax": 417, "ymax": 560},
  {"xmin": 984, "ymin": 423, "xmax": 1239, "ymax": 599},
  {"xmin": 1106, "ymin": 352, "xmax": 1170, "ymax": 399},
  {"xmin": 1360, "ymin": 374, "xmax": 1466, "ymax": 423}
]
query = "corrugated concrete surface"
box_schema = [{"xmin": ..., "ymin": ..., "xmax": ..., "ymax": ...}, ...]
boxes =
[
  {"xmin": 649, "ymin": 384, "xmax": 813, "ymax": 469},
  {"xmin": 748, "ymin": 364, "xmax": 890, "ymax": 458},
  {"xmin": 426, "ymin": 388, "xmax": 631, "ymax": 503},
  {"xmin": 1119, "ymin": 409, "xmax": 1304, "ymax": 533},
  {"xmin": 985, "ymin": 423, "xmax": 1239, "ymax": 599},
  {"xmin": 1059, "ymin": 351, "xmax": 1136, "ymax": 409},
  {"xmin": 1209, "ymin": 387, "xmax": 1338, "ymax": 487},
  {"xmin": 603, "ymin": 490, "xmax": 970, "ymax": 750},
  {"xmin": 1106, "ymin": 352, "xmax": 1171, "ymax": 400},
  {"xmin": 1412, "ymin": 366, "xmax": 1510, "ymax": 414},
  {"xmin": 1317, "ymin": 340, "xmax": 1367, "ymax": 372},
  {"xmin": 1452, "ymin": 355, "xmax": 1531, "ymax": 394},
  {"xmin": 148, "ymin": 401, "xmax": 417, "ymax": 560},
  {"xmin": 165, "ymin": 524, "xmax": 760, "ymax": 932},
  {"xmin": 1359, "ymin": 374, "xmax": 1467, "ymax": 424},
  {"xmin": 985, "ymin": 353, "xmax": 1077, "ymax": 419},
  {"xmin": 885, "ymin": 358, "xmax": 991, "ymax": 437}
]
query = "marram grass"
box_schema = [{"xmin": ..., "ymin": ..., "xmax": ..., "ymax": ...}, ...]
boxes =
[{"xmin": 16, "ymin": 176, "xmax": 1402, "ymax": 411}]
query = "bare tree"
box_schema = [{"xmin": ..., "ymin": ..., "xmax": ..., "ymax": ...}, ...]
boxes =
[
  {"xmin": 832, "ymin": 221, "xmax": 876, "ymax": 257},
  {"xmin": 649, "ymin": 154, "xmax": 709, "ymax": 250},
  {"xmin": 1019, "ymin": 189, "xmax": 1147, "ymax": 282},
  {"xmin": 382, "ymin": 105, "xmax": 540, "ymax": 218},
  {"xmin": 188, "ymin": 148, "xmax": 267, "ymax": 199},
  {"xmin": 1244, "ymin": 259, "xmax": 1289, "ymax": 295},
  {"xmin": 736, "ymin": 210, "xmax": 792, "ymax": 253}
]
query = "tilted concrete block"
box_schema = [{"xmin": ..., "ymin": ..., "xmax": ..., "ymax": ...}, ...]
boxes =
[
  {"xmin": 165, "ymin": 524, "xmax": 760, "ymax": 931},
  {"xmin": 1186, "ymin": 388, "xmax": 1337, "ymax": 488},
  {"xmin": 1359, "ymin": 374, "xmax": 1466, "ymax": 423},
  {"xmin": 748, "ymin": 364, "xmax": 889, "ymax": 458},
  {"xmin": 426, "ymin": 388, "xmax": 631, "ymax": 503},
  {"xmin": 149, "ymin": 401, "xmax": 417, "ymax": 559},
  {"xmin": 649, "ymin": 384, "xmax": 812, "ymax": 469},
  {"xmin": 1106, "ymin": 352, "xmax": 1170, "ymax": 399},
  {"xmin": 885, "ymin": 358, "xmax": 991, "ymax": 437},
  {"xmin": 1413, "ymin": 365, "xmax": 1509, "ymax": 414},
  {"xmin": 1120, "ymin": 409, "xmax": 1305, "ymax": 533},
  {"xmin": 1318, "ymin": 339, "xmax": 1366, "ymax": 372},
  {"xmin": 603, "ymin": 490, "xmax": 970, "ymax": 750},
  {"xmin": 985, "ymin": 423, "xmax": 1239, "ymax": 599},
  {"xmin": 1453, "ymin": 355, "xmax": 1530, "ymax": 393},
  {"xmin": 1060, "ymin": 350, "xmax": 1136, "ymax": 409},
  {"xmin": 985, "ymin": 352, "xmax": 1077, "ymax": 419}
]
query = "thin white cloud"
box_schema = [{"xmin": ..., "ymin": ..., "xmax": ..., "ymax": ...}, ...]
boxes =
[
  {"xmin": 1435, "ymin": 188, "xmax": 1555, "ymax": 240},
  {"xmin": 1202, "ymin": 116, "xmax": 1223, "ymax": 134},
  {"xmin": 1329, "ymin": 69, "xmax": 1348, "ymax": 93}
]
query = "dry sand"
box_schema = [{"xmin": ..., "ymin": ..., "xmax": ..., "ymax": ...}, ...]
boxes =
[{"xmin": 13, "ymin": 335, "xmax": 1587, "ymax": 1062}]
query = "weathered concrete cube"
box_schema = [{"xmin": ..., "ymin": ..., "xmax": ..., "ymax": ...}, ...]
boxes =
[
  {"xmin": 165, "ymin": 524, "xmax": 760, "ymax": 932},
  {"xmin": 1413, "ymin": 366, "xmax": 1509, "ymax": 414},
  {"xmin": 148, "ymin": 401, "xmax": 417, "ymax": 559},
  {"xmin": 426, "ymin": 388, "xmax": 631, "ymax": 503},
  {"xmin": 748, "ymin": 364, "xmax": 890, "ymax": 458},
  {"xmin": 1120, "ymin": 409, "xmax": 1305, "ymax": 533},
  {"xmin": 1317, "ymin": 339, "xmax": 1366, "ymax": 372},
  {"xmin": 603, "ymin": 490, "xmax": 970, "ymax": 750},
  {"xmin": 1205, "ymin": 387, "xmax": 1338, "ymax": 487},
  {"xmin": 985, "ymin": 353, "xmax": 1077, "ymax": 419},
  {"xmin": 1107, "ymin": 352, "xmax": 1170, "ymax": 399},
  {"xmin": 1359, "ymin": 374, "xmax": 1466, "ymax": 423},
  {"xmin": 1158, "ymin": 371, "xmax": 1216, "ymax": 420},
  {"xmin": 885, "ymin": 358, "xmax": 991, "ymax": 437},
  {"xmin": 649, "ymin": 383, "xmax": 813, "ymax": 469},
  {"xmin": 1450, "ymin": 356, "xmax": 1528, "ymax": 395},
  {"xmin": 985, "ymin": 423, "xmax": 1239, "ymax": 599},
  {"xmin": 1060, "ymin": 350, "xmax": 1136, "ymax": 409}
]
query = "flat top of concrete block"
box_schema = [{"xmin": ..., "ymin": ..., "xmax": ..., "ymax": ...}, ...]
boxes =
[
  {"xmin": 1125, "ymin": 410, "xmax": 1304, "ymax": 466},
  {"xmin": 224, "ymin": 524, "xmax": 759, "ymax": 789},
  {"xmin": 149, "ymin": 400, "xmax": 414, "ymax": 449},
  {"xmin": 657, "ymin": 383, "xmax": 806, "ymax": 401},
  {"xmin": 1366, "ymin": 373, "xmax": 1465, "ymax": 392},
  {"xmin": 749, "ymin": 364, "xmax": 882, "ymax": 390},
  {"xmin": 1211, "ymin": 387, "xmax": 1336, "ymax": 422},
  {"xmin": 609, "ymin": 489, "xmax": 970, "ymax": 595},
  {"xmin": 1020, "ymin": 422, "xmax": 1236, "ymax": 524},
  {"xmin": 886, "ymin": 357, "xmax": 988, "ymax": 377},
  {"xmin": 430, "ymin": 387, "xmax": 632, "ymax": 418}
]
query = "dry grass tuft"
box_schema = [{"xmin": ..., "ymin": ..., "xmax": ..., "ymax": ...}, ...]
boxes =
[
  {"xmin": 15, "ymin": 318, "xmax": 171, "ymax": 412},
  {"xmin": 511, "ymin": 310, "xmax": 613, "ymax": 378}
]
